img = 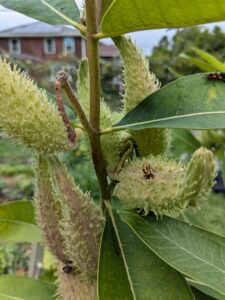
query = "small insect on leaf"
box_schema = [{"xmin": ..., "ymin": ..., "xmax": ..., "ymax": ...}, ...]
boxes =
[
  {"xmin": 207, "ymin": 72, "xmax": 225, "ymax": 82},
  {"xmin": 142, "ymin": 163, "xmax": 155, "ymax": 179}
]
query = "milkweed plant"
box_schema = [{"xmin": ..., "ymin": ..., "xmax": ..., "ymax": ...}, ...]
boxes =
[{"xmin": 1, "ymin": 0, "xmax": 225, "ymax": 299}]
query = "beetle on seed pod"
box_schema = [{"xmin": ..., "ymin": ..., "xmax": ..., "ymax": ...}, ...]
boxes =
[{"xmin": 114, "ymin": 147, "xmax": 215, "ymax": 216}]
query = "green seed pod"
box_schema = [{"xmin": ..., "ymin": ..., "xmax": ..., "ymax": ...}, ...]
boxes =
[
  {"xmin": 48, "ymin": 156, "xmax": 104, "ymax": 280},
  {"xmin": 177, "ymin": 147, "xmax": 216, "ymax": 207},
  {"xmin": 56, "ymin": 264, "xmax": 96, "ymax": 300},
  {"xmin": 0, "ymin": 59, "xmax": 70, "ymax": 154},
  {"xmin": 78, "ymin": 59, "xmax": 124, "ymax": 172},
  {"xmin": 34, "ymin": 154, "xmax": 69, "ymax": 264},
  {"xmin": 113, "ymin": 36, "xmax": 170, "ymax": 156},
  {"xmin": 132, "ymin": 129, "xmax": 170, "ymax": 157},
  {"xmin": 113, "ymin": 36, "xmax": 160, "ymax": 113},
  {"xmin": 114, "ymin": 148, "xmax": 215, "ymax": 215},
  {"xmin": 114, "ymin": 155, "xmax": 185, "ymax": 215}
]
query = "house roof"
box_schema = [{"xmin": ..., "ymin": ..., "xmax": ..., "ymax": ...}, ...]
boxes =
[
  {"xmin": 0, "ymin": 21, "xmax": 80, "ymax": 37},
  {"xmin": 99, "ymin": 43, "xmax": 118, "ymax": 58},
  {"xmin": 0, "ymin": 20, "xmax": 119, "ymax": 58}
]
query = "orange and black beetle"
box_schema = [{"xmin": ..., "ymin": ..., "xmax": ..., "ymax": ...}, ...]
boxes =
[
  {"xmin": 207, "ymin": 72, "xmax": 225, "ymax": 82},
  {"xmin": 142, "ymin": 163, "xmax": 155, "ymax": 179}
]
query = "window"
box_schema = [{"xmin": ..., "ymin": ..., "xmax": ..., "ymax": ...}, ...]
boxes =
[
  {"xmin": 9, "ymin": 39, "xmax": 21, "ymax": 55},
  {"xmin": 63, "ymin": 37, "xmax": 75, "ymax": 55},
  {"xmin": 44, "ymin": 38, "xmax": 56, "ymax": 54}
]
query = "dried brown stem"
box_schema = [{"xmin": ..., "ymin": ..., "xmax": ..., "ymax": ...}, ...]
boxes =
[
  {"xmin": 54, "ymin": 79, "xmax": 76, "ymax": 143},
  {"xmin": 56, "ymin": 70, "xmax": 93, "ymax": 134}
]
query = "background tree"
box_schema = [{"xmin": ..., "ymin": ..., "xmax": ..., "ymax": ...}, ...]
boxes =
[{"xmin": 150, "ymin": 26, "xmax": 225, "ymax": 84}]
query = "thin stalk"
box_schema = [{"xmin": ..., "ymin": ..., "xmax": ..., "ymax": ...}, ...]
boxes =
[
  {"xmin": 56, "ymin": 70, "xmax": 93, "ymax": 133},
  {"xmin": 100, "ymin": 127, "xmax": 124, "ymax": 135},
  {"xmin": 86, "ymin": 0, "xmax": 110, "ymax": 201}
]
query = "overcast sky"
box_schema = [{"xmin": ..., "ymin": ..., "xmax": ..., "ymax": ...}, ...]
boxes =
[{"xmin": 0, "ymin": 1, "xmax": 225, "ymax": 54}]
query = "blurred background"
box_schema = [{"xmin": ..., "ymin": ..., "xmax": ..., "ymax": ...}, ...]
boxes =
[{"xmin": 0, "ymin": 4, "xmax": 225, "ymax": 286}]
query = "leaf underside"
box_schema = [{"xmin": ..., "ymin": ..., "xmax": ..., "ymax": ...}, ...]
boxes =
[
  {"xmin": 100, "ymin": 0, "xmax": 225, "ymax": 36},
  {"xmin": 98, "ymin": 209, "xmax": 194, "ymax": 300},
  {"xmin": 0, "ymin": 0, "xmax": 80, "ymax": 25},
  {"xmin": 0, "ymin": 276, "xmax": 56, "ymax": 300},
  {"xmin": 119, "ymin": 210, "xmax": 225, "ymax": 296}
]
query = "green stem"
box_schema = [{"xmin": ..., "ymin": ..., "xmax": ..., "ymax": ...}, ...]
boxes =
[
  {"xmin": 85, "ymin": 0, "xmax": 110, "ymax": 201},
  {"xmin": 100, "ymin": 126, "xmax": 124, "ymax": 135}
]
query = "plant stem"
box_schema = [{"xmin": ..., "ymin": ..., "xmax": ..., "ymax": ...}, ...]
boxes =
[
  {"xmin": 85, "ymin": 0, "xmax": 110, "ymax": 201},
  {"xmin": 100, "ymin": 127, "xmax": 124, "ymax": 135}
]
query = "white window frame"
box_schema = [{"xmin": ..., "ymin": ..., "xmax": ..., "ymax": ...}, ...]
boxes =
[
  {"xmin": 44, "ymin": 38, "xmax": 56, "ymax": 54},
  {"xmin": 9, "ymin": 38, "xmax": 21, "ymax": 55},
  {"xmin": 63, "ymin": 37, "xmax": 75, "ymax": 55}
]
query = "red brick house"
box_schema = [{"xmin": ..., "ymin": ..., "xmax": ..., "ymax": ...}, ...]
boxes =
[{"xmin": 0, "ymin": 21, "xmax": 118, "ymax": 62}]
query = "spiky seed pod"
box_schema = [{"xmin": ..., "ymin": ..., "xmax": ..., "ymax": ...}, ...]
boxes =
[
  {"xmin": 113, "ymin": 36, "xmax": 170, "ymax": 156},
  {"xmin": 114, "ymin": 148, "xmax": 215, "ymax": 215},
  {"xmin": 177, "ymin": 147, "xmax": 216, "ymax": 207},
  {"xmin": 56, "ymin": 263, "xmax": 97, "ymax": 300},
  {"xmin": 113, "ymin": 36, "xmax": 160, "ymax": 113},
  {"xmin": 34, "ymin": 154, "xmax": 69, "ymax": 264},
  {"xmin": 0, "ymin": 59, "xmax": 71, "ymax": 154},
  {"xmin": 78, "ymin": 59, "xmax": 124, "ymax": 172},
  {"xmin": 114, "ymin": 155, "xmax": 185, "ymax": 215},
  {"xmin": 48, "ymin": 156, "xmax": 104, "ymax": 280}
]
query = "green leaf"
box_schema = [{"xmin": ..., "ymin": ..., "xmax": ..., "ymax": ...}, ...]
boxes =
[
  {"xmin": 0, "ymin": 220, "xmax": 42, "ymax": 243},
  {"xmin": 170, "ymin": 129, "xmax": 201, "ymax": 160},
  {"xmin": 98, "ymin": 207, "xmax": 194, "ymax": 300},
  {"xmin": 113, "ymin": 73, "xmax": 225, "ymax": 131},
  {"xmin": 192, "ymin": 47, "xmax": 225, "ymax": 71},
  {"xmin": 180, "ymin": 54, "xmax": 213, "ymax": 72},
  {"xmin": 189, "ymin": 280, "xmax": 225, "ymax": 300},
  {"xmin": 182, "ymin": 193, "xmax": 225, "ymax": 237},
  {"xmin": 119, "ymin": 210, "xmax": 225, "ymax": 296},
  {"xmin": 0, "ymin": 294, "xmax": 22, "ymax": 300},
  {"xmin": 100, "ymin": 0, "xmax": 225, "ymax": 36},
  {"xmin": 100, "ymin": 0, "xmax": 114, "ymax": 23},
  {"xmin": 190, "ymin": 287, "xmax": 215, "ymax": 300},
  {"xmin": 0, "ymin": 275, "xmax": 56, "ymax": 300},
  {"xmin": 98, "ymin": 211, "xmax": 133, "ymax": 300},
  {"xmin": 0, "ymin": 200, "xmax": 35, "ymax": 224},
  {"xmin": 0, "ymin": 200, "xmax": 41, "ymax": 243},
  {"xmin": 0, "ymin": 0, "xmax": 80, "ymax": 25}
]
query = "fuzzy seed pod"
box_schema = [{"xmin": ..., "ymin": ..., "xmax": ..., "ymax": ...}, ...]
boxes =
[
  {"xmin": 114, "ymin": 36, "xmax": 170, "ymax": 156},
  {"xmin": 113, "ymin": 36, "xmax": 160, "ymax": 113},
  {"xmin": 114, "ymin": 148, "xmax": 215, "ymax": 215},
  {"xmin": 48, "ymin": 156, "xmax": 104, "ymax": 280},
  {"xmin": 56, "ymin": 263, "xmax": 97, "ymax": 300},
  {"xmin": 0, "ymin": 59, "xmax": 70, "ymax": 154},
  {"xmin": 78, "ymin": 59, "xmax": 124, "ymax": 172},
  {"xmin": 34, "ymin": 154, "xmax": 69, "ymax": 264},
  {"xmin": 114, "ymin": 155, "xmax": 185, "ymax": 215},
  {"xmin": 177, "ymin": 147, "xmax": 216, "ymax": 207}
]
